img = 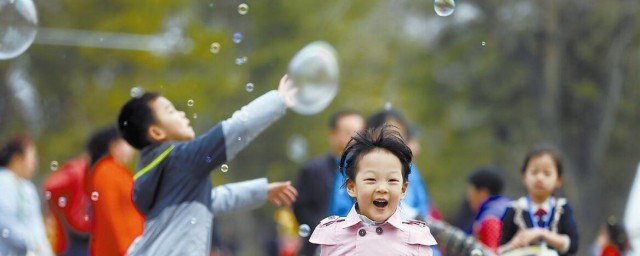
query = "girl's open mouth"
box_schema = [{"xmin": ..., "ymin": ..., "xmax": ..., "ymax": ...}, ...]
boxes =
[{"xmin": 373, "ymin": 200, "xmax": 388, "ymax": 208}]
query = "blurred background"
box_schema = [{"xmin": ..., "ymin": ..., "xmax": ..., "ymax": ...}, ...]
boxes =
[{"xmin": 1, "ymin": 0, "xmax": 640, "ymax": 254}]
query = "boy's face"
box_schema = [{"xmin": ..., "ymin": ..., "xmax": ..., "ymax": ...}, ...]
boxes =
[
  {"xmin": 466, "ymin": 184, "xmax": 488, "ymax": 212},
  {"xmin": 347, "ymin": 149, "xmax": 408, "ymax": 223},
  {"xmin": 148, "ymin": 96, "xmax": 195, "ymax": 142},
  {"xmin": 522, "ymin": 154, "xmax": 562, "ymax": 203}
]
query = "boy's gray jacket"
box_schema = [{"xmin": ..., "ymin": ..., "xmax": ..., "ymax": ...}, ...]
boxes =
[{"xmin": 127, "ymin": 91, "xmax": 286, "ymax": 255}]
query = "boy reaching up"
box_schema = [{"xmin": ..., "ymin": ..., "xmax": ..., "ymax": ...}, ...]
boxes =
[{"xmin": 118, "ymin": 75, "xmax": 298, "ymax": 255}]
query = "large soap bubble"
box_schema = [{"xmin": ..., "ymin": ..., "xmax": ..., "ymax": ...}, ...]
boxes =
[
  {"xmin": 0, "ymin": 0, "xmax": 38, "ymax": 60},
  {"xmin": 287, "ymin": 41, "xmax": 339, "ymax": 115}
]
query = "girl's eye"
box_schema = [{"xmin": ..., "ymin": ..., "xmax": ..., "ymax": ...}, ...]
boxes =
[
  {"xmin": 364, "ymin": 178, "xmax": 375, "ymax": 182},
  {"xmin": 389, "ymin": 179, "xmax": 399, "ymax": 182}
]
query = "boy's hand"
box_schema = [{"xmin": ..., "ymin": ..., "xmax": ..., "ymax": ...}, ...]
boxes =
[
  {"xmin": 267, "ymin": 181, "xmax": 298, "ymax": 206},
  {"xmin": 277, "ymin": 74, "xmax": 297, "ymax": 108}
]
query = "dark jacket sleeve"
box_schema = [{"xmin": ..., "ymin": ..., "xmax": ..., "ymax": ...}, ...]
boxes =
[
  {"xmin": 500, "ymin": 207, "xmax": 518, "ymax": 245},
  {"xmin": 559, "ymin": 203, "xmax": 579, "ymax": 255},
  {"xmin": 292, "ymin": 163, "xmax": 320, "ymax": 228}
]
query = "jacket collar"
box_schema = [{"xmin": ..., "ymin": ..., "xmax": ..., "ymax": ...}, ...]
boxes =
[{"xmin": 341, "ymin": 204, "xmax": 406, "ymax": 231}]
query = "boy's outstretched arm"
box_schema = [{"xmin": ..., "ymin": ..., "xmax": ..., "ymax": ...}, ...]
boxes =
[{"xmin": 211, "ymin": 178, "xmax": 298, "ymax": 215}]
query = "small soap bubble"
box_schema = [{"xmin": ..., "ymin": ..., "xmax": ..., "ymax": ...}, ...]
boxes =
[
  {"xmin": 187, "ymin": 99, "xmax": 194, "ymax": 107},
  {"xmin": 1, "ymin": 229, "xmax": 9, "ymax": 238},
  {"xmin": 209, "ymin": 3, "xmax": 213, "ymax": 8},
  {"xmin": 239, "ymin": 109, "xmax": 249, "ymax": 122},
  {"xmin": 237, "ymin": 137, "xmax": 242, "ymax": 141},
  {"xmin": 384, "ymin": 102, "xmax": 393, "ymax": 110},
  {"xmin": 190, "ymin": 218, "xmax": 197, "ymax": 224},
  {"xmin": 58, "ymin": 197, "xmax": 67, "ymax": 208},
  {"xmin": 246, "ymin": 83, "xmax": 254, "ymax": 92},
  {"xmin": 232, "ymin": 32, "xmax": 243, "ymax": 44},
  {"xmin": 84, "ymin": 215, "xmax": 89, "ymax": 221},
  {"xmin": 482, "ymin": 41, "xmax": 486, "ymax": 46},
  {"xmin": 434, "ymin": 0, "xmax": 456, "ymax": 17},
  {"xmin": 210, "ymin": 42, "xmax": 221, "ymax": 54},
  {"xmin": 470, "ymin": 249, "xmax": 482, "ymax": 256},
  {"xmin": 205, "ymin": 155, "xmax": 212, "ymax": 163},
  {"xmin": 91, "ymin": 192, "xmax": 99, "ymax": 201},
  {"xmin": 130, "ymin": 86, "xmax": 144, "ymax": 98},
  {"xmin": 123, "ymin": 121, "xmax": 128, "ymax": 127},
  {"xmin": 238, "ymin": 3, "xmax": 249, "ymax": 15},
  {"xmin": 221, "ymin": 164, "xmax": 229, "ymax": 173},
  {"xmin": 298, "ymin": 224, "xmax": 311, "ymax": 237},
  {"xmin": 193, "ymin": 113, "xmax": 198, "ymax": 119},
  {"xmin": 50, "ymin": 161, "xmax": 59, "ymax": 171}
]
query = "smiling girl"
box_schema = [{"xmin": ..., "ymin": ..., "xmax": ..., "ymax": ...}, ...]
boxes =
[{"xmin": 309, "ymin": 125, "xmax": 437, "ymax": 255}]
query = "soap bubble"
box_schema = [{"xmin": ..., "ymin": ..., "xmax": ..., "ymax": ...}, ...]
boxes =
[
  {"xmin": 130, "ymin": 86, "xmax": 144, "ymax": 98},
  {"xmin": 287, "ymin": 41, "xmax": 339, "ymax": 115},
  {"xmin": 187, "ymin": 99, "xmax": 194, "ymax": 107},
  {"xmin": 221, "ymin": 164, "xmax": 229, "ymax": 173},
  {"xmin": 434, "ymin": 0, "xmax": 455, "ymax": 17},
  {"xmin": 286, "ymin": 134, "xmax": 308, "ymax": 162},
  {"xmin": 50, "ymin": 161, "xmax": 59, "ymax": 171},
  {"xmin": 210, "ymin": 42, "xmax": 221, "ymax": 54},
  {"xmin": 91, "ymin": 192, "xmax": 99, "ymax": 201},
  {"xmin": 0, "ymin": 0, "xmax": 39, "ymax": 60},
  {"xmin": 298, "ymin": 224, "xmax": 310, "ymax": 237},
  {"xmin": 246, "ymin": 83, "xmax": 254, "ymax": 92},
  {"xmin": 58, "ymin": 197, "xmax": 67, "ymax": 208},
  {"xmin": 238, "ymin": 3, "xmax": 248, "ymax": 15},
  {"xmin": 232, "ymin": 32, "xmax": 243, "ymax": 44},
  {"xmin": 1, "ymin": 229, "xmax": 9, "ymax": 238}
]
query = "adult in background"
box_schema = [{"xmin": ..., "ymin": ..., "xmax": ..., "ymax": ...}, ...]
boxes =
[
  {"xmin": 85, "ymin": 125, "xmax": 141, "ymax": 256},
  {"xmin": 0, "ymin": 135, "xmax": 54, "ymax": 255},
  {"xmin": 466, "ymin": 167, "xmax": 510, "ymax": 253},
  {"xmin": 292, "ymin": 110, "xmax": 365, "ymax": 256}
]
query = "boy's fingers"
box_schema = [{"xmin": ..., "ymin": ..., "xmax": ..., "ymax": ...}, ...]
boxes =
[
  {"xmin": 282, "ymin": 187, "xmax": 297, "ymax": 202},
  {"xmin": 278, "ymin": 193, "xmax": 293, "ymax": 206}
]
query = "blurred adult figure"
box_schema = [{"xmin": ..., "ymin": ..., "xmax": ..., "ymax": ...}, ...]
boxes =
[
  {"xmin": 624, "ymin": 163, "xmax": 640, "ymax": 254},
  {"xmin": 85, "ymin": 126, "xmax": 141, "ymax": 256},
  {"xmin": 43, "ymin": 154, "xmax": 91, "ymax": 255},
  {"xmin": 0, "ymin": 135, "xmax": 54, "ymax": 255},
  {"xmin": 292, "ymin": 110, "xmax": 365, "ymax": 256},
  {"xmin": 466, "ymin": 167, "xmax": 510, "ymax": 253}
]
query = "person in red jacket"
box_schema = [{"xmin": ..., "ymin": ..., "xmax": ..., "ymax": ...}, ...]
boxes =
[
  {"xmin": 85, "ymin": 125, "xmax": 140, "ymax": 256},
  {"xmin": 43, "ymin": 156, "xmax": 91, "ymax": 256}
]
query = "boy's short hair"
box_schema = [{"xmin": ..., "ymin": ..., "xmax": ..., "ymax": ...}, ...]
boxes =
[
  {"xmin": 0, "ymin": 135, "xmax": 34, "ymax": 167},
  {"xmin": 118, "ymin": 92, "xmax": 161, "ymax": 150},
  {"xmin": 328, "ymin": 109, "xmax": 360, "ymax": 130},
  {"xmin": 520, "ymin": 146, "xmax": 564, "ymax": 177},
  {"xmin": 366, "ymin": 109, "xmax": 409, "ymax": 134},
  {"xmin": 467, "ymin": 167, "xmax": 504, "ymax": 196},
  {"xmin": 86, "ymin": 125, "xmax": 122, "ymax": 166},
  {"xmin": 339, "ymin": 125, "xmax": 412, "ymax": 183}
]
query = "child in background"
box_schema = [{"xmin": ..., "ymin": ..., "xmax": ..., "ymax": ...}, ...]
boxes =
[
  {"xmin": 310, "ymin": 125, "xmax": 437, "ymax": 255},
  {"xmin": 118, "ymin": 75, "xmax": 298, "ymax": 255},
  {"xmin": 499, "ymin": 147, "xmax": 579, "ymax": 255}
]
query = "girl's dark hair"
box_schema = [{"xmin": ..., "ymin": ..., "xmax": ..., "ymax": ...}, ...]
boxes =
[
  {"xmin": 520, "ymin": 146, "xmax": 564, "ymax": 177},
  {"xmin": 0, "ymin": 135, "xmax": 34, "ymax": 167},
  {"xmin": 117, "ymin": 92, "xmax": 161, "ymax": 150},
  {"xmin": 86, "ymin": 125, "xmax": 122, "ymax": 166},
  {"xmin": 339, "ymin": 125, "xmax": 412, "ymax": 184}
]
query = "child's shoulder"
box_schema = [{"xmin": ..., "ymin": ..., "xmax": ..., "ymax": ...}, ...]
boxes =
[{"xmin": 317, "ymin": 215, "xmax": 345, "ymax": 228}]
